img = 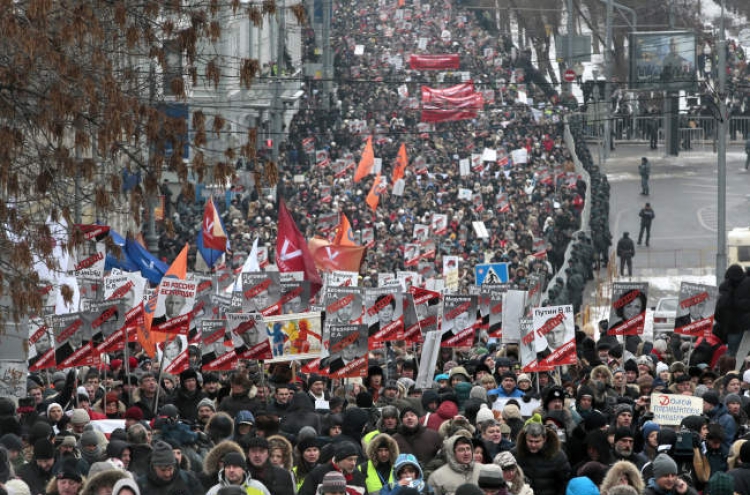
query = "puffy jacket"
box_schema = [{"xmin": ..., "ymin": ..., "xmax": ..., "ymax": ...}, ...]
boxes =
[
  {"xmin": 426, "ymin": 435, "xmax": 481, "ymax": 495},
  {"xmin": 511, "ymin": 427, "xmax": 571, "ymax": 495},
  {"xmin": 705, "ymin": 403, "xmax": 736, "ymax": 450},
  {"xmin": 137, "ymin": 465, "xmax": 204, "ymax": 495},
  {"xmin": 424, "ymin": 401, "xmax": 457, "ymax": 431},
  {"xmin": 205, "ymin": 471, "xmax": 270, "ymax": 495},
  {"xmin": 359, "ymin": 434, "xmax": 399, "ymax": 495},
  {"xmin": 392, "ymin": 424, "xmax": 442, "ymax": 467},
  {"xmin": 381, "ymin": 454, "xmax": 428, "ymax": 495}
]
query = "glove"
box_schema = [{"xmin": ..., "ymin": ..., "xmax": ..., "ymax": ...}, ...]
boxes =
[{"xmin": 692, "ymin": 432, "xmax": 701, "ymax": 449}]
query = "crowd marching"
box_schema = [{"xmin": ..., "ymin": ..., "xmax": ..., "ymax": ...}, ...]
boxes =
[{"xmin": 7, "ymin": 2, "xmax": 750, "ymax": 495}]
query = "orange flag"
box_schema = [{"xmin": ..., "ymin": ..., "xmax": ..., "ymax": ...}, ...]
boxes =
[
  {"xmin": 392, "ymin": 143, "xmax": 408, "ymax": 184},
  {"xmin": 398, "ymin": 0, "xmax": 405, "ymax": 6},
  {"xmin": 366, "ymin": 173, "xmax": 386, "ymax": 212},
  {"xmin": 333, "ymin": 214, "xmax": 357, "ymax": 246},
  {"xmin": 140, "ymin": 244, "xmax": 189, "ymax": 357},
  {"xmin": 308, "ymin": 237, "xmax": 367, "ymax": 272},
  {"xmin": 354, "ymin": 136, "xmax": 375, "ymax": 182}
]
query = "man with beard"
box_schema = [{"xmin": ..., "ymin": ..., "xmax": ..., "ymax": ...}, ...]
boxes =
[
  {"xmin": 136, "ymin": 441, "xmax": 203, "ymax": 495},
  {"xmin": 243, "ymin": 436, "xmax": 295, "ymax": 495},
  {"xmin": 196, "ymin": 397, "xmax": 217, "ymax": 431},
  {"xmin": 392, "ymin": 407, "xmax": 442, "ymax": 467},
  {"xmin": 611, "ymin": 428, "xmax": 647, "ymax": 469},
  {"xmin": 17, "ymin": 439, "xmax": 56, "ymax": 495}
]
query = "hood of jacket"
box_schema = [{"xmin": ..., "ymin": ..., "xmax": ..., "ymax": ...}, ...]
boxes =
[
  {"xmin": 112, "ymin": 478, "xmax": 141, "ymax": 495},
  {"xmin": 80, "ymin": 467, "xmax": 132, "ymax": 495},
  {"xmin": 392, "ymin": 453, "xmax": 424, "ymax": 481},
  {"xmin": 267, "ymin": 435, "xmax": 294, "ymax": 471},
  {"xmin": 203, "ymin": 440, "xmax": 245, "ymax": 476},
  {"xmin": 435, "ymin": 400, "xmax": 459, "ymax": 420},
  {"xmin": 366, "ymin": 433, "xmax": 399, "ymax": 464},
  {"xmin": 443, "ymin": 433, "xmax": 474, "ymax": 473},
  {"xmin": 600, "ymin": 460, "xmax": 645, "ymax": 495},
  {"xmin": 566, "ymin": 476, "xmax": 600, "ymax": 495}
]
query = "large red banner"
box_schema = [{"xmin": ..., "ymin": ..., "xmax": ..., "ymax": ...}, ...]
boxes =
[
  {"xmin": 421, "ymin": 82, "xmax": 475, "ymax": 103},
  {"xmin": 409, "ymin": 54, "xmax": 460, "ymax": 70},
  {"xmin": 421, "ymin": 93, "xmax": 483, "ymax": 123}
]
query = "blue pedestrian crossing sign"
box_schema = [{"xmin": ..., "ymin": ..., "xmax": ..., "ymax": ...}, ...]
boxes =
[{"xmin": 475, "ymin": 263, "xmax": 509, "ymax": 285}]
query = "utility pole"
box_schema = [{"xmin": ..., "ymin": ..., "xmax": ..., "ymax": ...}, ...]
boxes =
[
  {"xmin": 717, "ymin": 0, "xmax": 727, "ymax": 282},
  {"xmin": 566, "ymin": 0, "xmax": 574, "ymax": 93},
  {"xmin": 322, "ymin": 0, "xmax": 332, "ymax": 111},
  {"xmin": 271, "ymin": 0, "xmax": 285, "ymax": 162},
  {"xmin": 603, "ymin": 0, "xmax": 613, "ymax": 160},
  {"xmin": 145, "ymin": 61, "xmax": 158, "ymax": 254}
]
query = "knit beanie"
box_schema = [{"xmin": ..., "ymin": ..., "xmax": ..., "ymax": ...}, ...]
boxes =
[
  {"xmin": 56, "ymin": 458, "xmax": 83, "ymax": 482},
  {"xmin": 642, "ymin": 421, "xmax": 660, "ymax": 441},
  {"xmin": 476, "ymin": 404, "xmax": 495, "ymax": 424},
  {"xmin": 222, "ymin": 452, "xmax": 247, "ymax": 470},
  {"xmin": 706, "ymin": 472, "xmax": 735, "ymax": 495},
  {"xmin": 5, "ymin": 479, "xmax": 31, "ymax": 495},
  {"xmin": 399, "ymin": 406, "xmax": 419, "ymax": 420},
  {"xmin": 124, "ymin": 407, "xmax": 144, "ymax": 421},
  {"xmin": 502, "ymin": 404, "xmax": 521, "ymax": 421},
  {"xmin": 334, "ymin": 441, "xmax": 359, "ymax": 461},
  {"xmin": 477, "ymin": 465, "xmax": 506, "ymax": 489},
  {"xmin": 81, "ymin": 430, "xmax": 100, "ymax": 448},
  {"xmin": 33, "ymin": 439, "xmax": 55, "ymax": 460},
  {"xmin": 470, "ymin": 386, "xmax": 488, "ymax": 402},
  {"xmin": 320, "ymin": 471, "xmax": 347, "ymax": 494},
  {"xmin": 652, "ymin": 453, "xmax": 678, "ymax": 479},
  {"xmin": 150, "ymin": 440, "xmax": 176, "ymax": 466},
  {"xmin": 197, "ymin": 398, "xmax": 216, "ymax": 412},
  {"xmin": 70, "ymin": 409, "xmax": 90, "ymax": 426},
  {"xmin": 725, "ymin": 394, "xmax": 742, "ymax": 406}
]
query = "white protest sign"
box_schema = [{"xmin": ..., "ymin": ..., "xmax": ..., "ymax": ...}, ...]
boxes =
[
  {"xmin": 651, "ymin": 393, "xmax": 703, "ymax": 426},
  {"xmin": 354, "ymin": 45, "xmax": 365, "ymax": 56},
  {"xmin": 492, "ymin": 397, "xmax": 541, "ymax": 418},
  {"xmin": 511, "ymin": 148, "xmax": 528, "ymax": 165},
  {"xmin": 459, "ymin": 158, "xmax": 470, "ymax": 176},
  {"xmin": 0, "ymin": 360, "xmax": 27, "ymax": 400},
  {"xmin": 481, "ymin": 148, "xmax": 497, "ymax": 162}
]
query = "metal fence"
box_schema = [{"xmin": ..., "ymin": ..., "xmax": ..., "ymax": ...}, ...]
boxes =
[
  {"xmin": 630, "ymin": 248, "xmax": 716, "ymax": 273},
  {"xmin": 581, "ymin": 114, "xmax": 750, "ymax": 147}
]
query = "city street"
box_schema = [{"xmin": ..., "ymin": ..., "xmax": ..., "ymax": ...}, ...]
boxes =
[{"xmin": 604, "ymin": 143, "xmax": 750, "ymax": 278}]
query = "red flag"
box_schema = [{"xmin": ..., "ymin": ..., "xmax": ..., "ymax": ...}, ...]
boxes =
[
  {"xmin": 276, "ymin": 199, "xmax": 322, "ymax": 295},
  {"xmin": 354, "ymin": 136, "xmax": 375, "ymax": 182},
  {"xmin": 392, "ymin": 143, "xmax": 408, "ymax": 184},
  {"xmin": 366, "ymin": 173, "xmax": 386, "ymax": 212},
  {"xmin": 308, "ymin": 238, "xmax": 367, "ymax": 272},
  {"xmin": 333, "ymin": 214, "xmax": 357, "ymax": 246},
  {"xmin": 202, "ymin": 199, "xmax": 227, "ymax": 251}
]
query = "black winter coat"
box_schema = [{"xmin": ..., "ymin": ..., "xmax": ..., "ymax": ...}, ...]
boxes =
[
  {"xmin": 17, "ymin": 461, "xmax": 53, "ymax": 495},
  {"xmin": 172, "ymin": 386, "xmax": 207, "ymax": 423},
  {"xmin": 137, "ymin": 466, "xmax": 204, "ymax": 495},
  {"xmin": 298, "ymin": 461, "xmax": 367, "ymax": 495},
  {"xmin": 249, "ymin": 461, "xmax": 295, "ymax": 495},
  {"xmin": 511, "ymin": 430, "xmax": 571, "ymax": 495}
]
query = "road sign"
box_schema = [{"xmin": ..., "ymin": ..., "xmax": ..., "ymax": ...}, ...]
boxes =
[
  {"xmin": 475, "ymin": 263, "xmax": 509, "ymax": 285},
  {"xmin": 563, "ymin": 69, "xmax": 576, "ymax": 83}
]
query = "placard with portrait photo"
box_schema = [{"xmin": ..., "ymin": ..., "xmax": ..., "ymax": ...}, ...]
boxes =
[
  {"xmin": 441, "ymin": 294, "xmax": 478, "ymax": 347},
  {"xmin": 201, "ymin": 320, "xmax": 235, "ymax": 371},
  {"xmin": 241, "ymin": 272, "xmax": 282, "ymax": 316},
  {"xmin": 327, "ymin": 324, "xmax": 368, "ymax": 378},
  {"xmin": 153, "ymin": 279, "xmax": 197, "ymax": 334},
  {"xmin": 28, "ymin": 317, "xmax": 55, "ymax": 371},
  {"xmin": 228, "ymin": 313, "xmax": 272, "ymax": 360},
  {"xmin": 675, "ymin": 282, "xmax": 717, "ymax": 337},
  {"xmin": 608, "ymin": 282, "xmax": 649, "ymax": 336},
  {"xmin": 532, "ymin": 305, "xmax": 576, "ymax": 367},
  {"xmin": 365, "ymin": 288, "xmax": 404, "ymax": 348},
  {"xmin": 53, "ymin": 313, "xmax": 89, "ymax": 369}
]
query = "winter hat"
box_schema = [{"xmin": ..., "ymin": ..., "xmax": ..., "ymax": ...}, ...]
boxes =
[
  {"xmin": 455, "ymin": 484, "xmax": 485, "ymax": 495},
  {"xmin": 623, "ymin": 359, "xmax": 638, "ymax": 374},
  {"xmin": 469, "ymin": 386, "xmax": 488, "ymax": 401},
  {"xmin": 70, "ymin": 408, "xmax": 90, "ymax": 426},
  {"xmin": 34, "ymin": 439, "xmax": 55, "ymax": 460},
  {"xmin": 502, "ymin": 404, "xmax": 521, "ymax": 421},
  {"xmin": 47, "ymin": 403, "xmax": 63, "ymax": 416},
  {"xmin": 478, "ymin": 465, "xmax": 506, "ymax": 490},
  {"xmin": 706, "ymin": 472, "xmax": 734, "ymax": 495},
  {"xmin": 88, "ymin": 461, "xmax": 118, "ymax": 477},
  {"xmin": 234, "ymin": 410, "xmax": 255, "ymax": 426},
  {"xmin": 124, "ymin": 407, "xmax": 143, "ymax": 421},
  {"xmin": 0, "ymin": 398, "xmax": 15, "ymax": 417},
  {"xmin": 703, "ymin": 390, "xmax": 720, "ymax": 406},
  {"xmin": 244, "ymin": 436, "xmax": 269, "ymax": 450},
  {"xmin": 297, "ymin": 436, "xmax": 319, "ymax": 453},
  {"xmin": 516, "ymin": 373, "xmax": 531, "ymax": 384},
  {"xmin": 493, "ymin": 451, "xmax": 517, "ymax": 468},
  {"xmin": 320, "ymin": 471, "xmax": 347, "ymax": 494},
  {"xmin": 543, "ymin": 386, "xmax": 565, "ymax": 409},
  {"xmin": 180, "ymin": 368, "xmax": 199, "ymax": 384},
  {"xmin": 583, "ymin": 411, "xmax": 608, "ymax": 431},
  {"xmin": 656, "ymin": 362, "xmax": 669, "ymax": 375},
  {"xmin": 0, "ymin": 434, "xmax": 22, "ymax": 452},
  {"xmin": 334, "ymin": 441, "xmax": 359, "ymax": 461},
  {"xmin": 297, "ymin": 426, "xmax": 318, "ymax": 444},
  {"xmin": 399, "ymin": 406, "xmax": 420, "ymax": 420},
  {"xmin": 81, "ymin": 430, "xmax": 99, "ymax": 448},
  {"xmin": 197, "ymin": 398, "xmax": 216, "ymax": 412},
  {"xmin": 614, "ymin": 427, "xmax": 634, "ymax": 443},
  {"xmin": 670, "ymin": 362, "xmax": 686, "ymax": 374},
  {"xmin": 222, "ymin": 452, "xmax": 247, "ymax": 470},
  {"xmin": 476, "ymin": 404, "xmax": 496, "ymax": 424},
  {"xmin": 652, "ymin": 453, "xmax": 678, "ymax": 479},
  {"xmin": 381, "ymin": 405, "xmax": 399, "ymax": 420},
  {"xmin": 56, "ymin": 458, "xmax": 83, "ymax": 482},
  {"xmin": 60, "ymin": 435, "xmax": 77, "ymax": 449},
  {"xmin": 642, "ymin": 421, "xmax": 660, "ymax": 441},
  {"xmin": 5, "ymin": 479, "xmax": 31, "ymax": 495},
  {"xmin": 725, "ymin": 394, "xmax": 742, "ymax": 406},
  {"xmin": 614, "ymin": 403, "xmax": 633, "ymax": 417},
  {"xmin": 150, "ymin": 440, "xmax": 176, "ymax": 466},
  {"xmin": 29, "ymin": 422, "xmax": 53, "ymax": 444}
]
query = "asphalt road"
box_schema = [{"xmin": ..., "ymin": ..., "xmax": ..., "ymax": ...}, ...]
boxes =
[{"xmin": 603, "ymin": 143, "xmax": 750, "ymax": 279}]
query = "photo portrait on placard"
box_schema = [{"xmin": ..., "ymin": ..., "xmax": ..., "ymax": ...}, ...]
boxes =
[
  {"xmin": 281, "ymin": 280, "xmax": 311, "ymax": 314},
  {"xmin": 265, "ymin": 312, "xmax": 324, "ymax": 362},
  {"xmin": 519, "ymin": 318, "xmax": 553, "ymax": 373},
  {"xmin": 328, "ymin": 324, "xmax": 368, "ymax": 378},
  {"xmin": 402, "ymin": 292, "xmax": 422, "ymax": 343},
  {"xmin": 323, "ymin": 287, "xmax": 363, "ymax": 326},
  {"xmin": 152, "ymin": 279, "xmax": 197, "ymax": 333},
  {"xmin": 158, "ymin": 335, "xmax": 189, "ymax": 374},
  {"xmin": 86, "ymin": 299, "xmax": 127, "ymax": 357},
  {"xmin": 365, "ymin": 289, "xmax": 404, "ymax": 347},
  {"xmin": 482, "ymin": 286, "xmax": 506, "ymax": 339},
  {"xmin": 104, "ymin": 271, "xmax": 146, "ymax": 311},
  {"xmin": 228, "ymin": 313, "xmax": 272, "ymax": 360},
  {"xmin": 28, "ymin": 317, "xmax": 55, "ymax": 371},
  {"xmin": 532, "ymin": 305, "xmax": 576, "ymax": 367},
  {"xmin": 201, "ymin": 320, "xmax": 235, "ymax": 370},
  {"xmin": 674, "ymin": 282, "xmax": 718, "ymax": 337},
  {"xmin": 608, "ymin": 282, "xmax": 649, "ymax": 336},
  {"xmin": 53, "ymin": 313, "xmax": 88, "ymax": 369},
  {"xmin": 409, "ymin": 286, "xmax": 441, "ymax": 333},
  {"xmin": 441, "ymin": 294, "xmax": 478, "ymax": 347},
  {"xmin": 241, "ymin": 272, "xmax": 282, "ymax": 316}
]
